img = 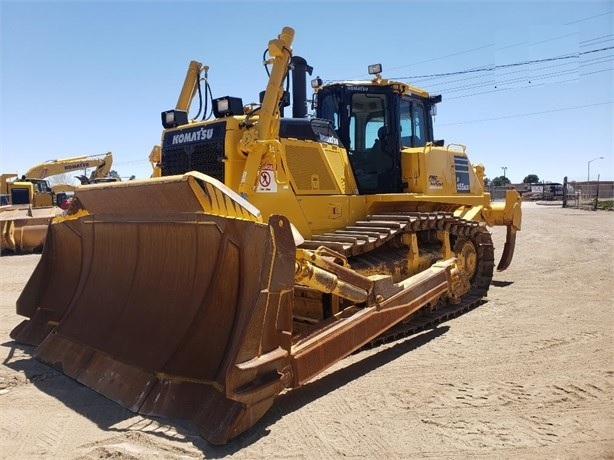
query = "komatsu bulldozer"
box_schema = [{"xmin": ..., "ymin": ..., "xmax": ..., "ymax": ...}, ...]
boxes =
[
  {"xmin": 0, "ymin": 153, "xmax": 113, "ymax": 253},
  {"xmin": 11, "ymin": 27, "xmax": 521, "ymax": 444}
]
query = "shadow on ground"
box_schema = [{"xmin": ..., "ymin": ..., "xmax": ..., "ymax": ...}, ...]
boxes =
[
  {"xmin": 491, "ymin": 280, "xmax": 514, "ymax": 287},
  {"xmin": 2, "ymin": 325, "xmax": 449, "ymax": 458}
]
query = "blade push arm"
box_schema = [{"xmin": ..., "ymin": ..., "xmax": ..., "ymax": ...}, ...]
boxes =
[{"xmin": 238, "ymin": 27, "xmax": 295, "ymax": 195}]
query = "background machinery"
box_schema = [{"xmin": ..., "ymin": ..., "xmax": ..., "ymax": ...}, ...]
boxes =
[
  {"xmin": 11, "ymin": 27, "xmax": 521, "ymax": 444},
  {"xmin": 0, "ymin": 153, "xmax": 113, "ymax": 253}
]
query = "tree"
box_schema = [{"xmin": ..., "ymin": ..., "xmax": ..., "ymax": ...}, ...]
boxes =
[
  {"xmin": 523, "ymin": 174, "xmax": 539, "ymax": 184},
  {"xmin": 47, "ymin": 173, "xmax": 74, "ymax": 186},
  {"xmin": 483, "ymin": 177, "xmax": 492, "ymax": 187},
  {"xmin": 491, "ymin": 176, "xmax": 511, "ymax": 187}
]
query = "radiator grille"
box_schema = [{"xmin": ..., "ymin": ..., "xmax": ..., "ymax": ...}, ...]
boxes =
[{"xmin": 161, "ymin": 139, "xmax": 225, "ymax": 183}]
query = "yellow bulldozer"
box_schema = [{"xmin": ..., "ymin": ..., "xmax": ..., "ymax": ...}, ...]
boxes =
[
  {"xmin": 11, "ymin": 27, "xmax": 521, "ymax": 444},
  {"xmin": 0, "ymin": 152, "xmax": 113, "ymax": 253}
]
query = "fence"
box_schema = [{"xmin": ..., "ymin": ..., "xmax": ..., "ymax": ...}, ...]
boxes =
[{"xmin": 487, "ymin": 179, "xmax": 614, "ymax": 210}]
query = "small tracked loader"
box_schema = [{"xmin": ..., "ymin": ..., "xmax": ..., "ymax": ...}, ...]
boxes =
[{"xmin": 11, "ymin": 27, "xmax": 521, "ymax": 444}]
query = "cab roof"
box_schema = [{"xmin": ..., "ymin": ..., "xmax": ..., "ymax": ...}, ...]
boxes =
[{"xmin": 320, "ymin": 77, "xmax": 430, "ymax": 98}]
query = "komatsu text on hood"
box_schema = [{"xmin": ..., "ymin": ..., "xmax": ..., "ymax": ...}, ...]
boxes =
[{"xmin": 163, "ymin": 123, "xmax": 225, "ymax": 148}]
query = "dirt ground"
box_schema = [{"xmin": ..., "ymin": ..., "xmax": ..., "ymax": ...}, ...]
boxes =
[{"xmin": 0, "ymin": 202, "xmax": 612, "ymax": 459}]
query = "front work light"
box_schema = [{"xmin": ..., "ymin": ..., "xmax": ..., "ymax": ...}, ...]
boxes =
[
  {"xmin": 213, "ymin": 96, "xmax": 244, "ymax": 118},
  {"xmin": 161, "ymin": 109, "xmax": 188, "ymax": 129}
]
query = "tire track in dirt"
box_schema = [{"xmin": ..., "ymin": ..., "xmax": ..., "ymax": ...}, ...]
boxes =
[
  {"xmin": 527, "ymin": 331, "xmax": 606, "ymax": 354},
  {"xmin": 0, "ymin": 395, "xmax": 77, "ymax": 458},
  {"xmin": 73, "ymin": 431, "xmax": 202, "ymax": 460},
  {"xmin": 419, "ymin": 407, "xmax": 606, "ymax": 450},
  {"xmin": 417, "ymin": 373, "xmax": 612, "ymax": 450},
  {"xmin": 425, "ymin": 374, "xmax": 612, "ymax": 409},
  {"xmin": 0, "ymin": 350, "xmax": 73, "ymax": 458},
  {"xmin": 279, "ymin": 386, "xmax": 370, "ymax": 458},
  {"xmin": 33, "ymin": 410, "xmax": 71, "ymax": 456}
]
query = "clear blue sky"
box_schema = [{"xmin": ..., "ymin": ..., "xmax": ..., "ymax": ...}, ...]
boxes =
[{"xmin": 1, "ymin": 0, "xmax": 613, "ymax": 184}]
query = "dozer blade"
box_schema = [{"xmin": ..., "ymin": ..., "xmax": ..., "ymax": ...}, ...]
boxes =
[
  {"xmin": 10, "ymin": 173, "xmax": 296, "ymax": 445},
  {"xmin": 0, "ymin": 205, "xmax": 63, "ymax": 253}
]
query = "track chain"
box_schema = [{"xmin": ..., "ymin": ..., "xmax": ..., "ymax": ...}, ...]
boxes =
[{"xmin": 298, "ymin": 211, "xmax": 496, "ymax": 349}]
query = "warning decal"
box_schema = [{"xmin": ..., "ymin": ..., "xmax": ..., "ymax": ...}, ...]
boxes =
[{"xmin": 257, "ymin": 164, "xmax": 277, "ymax": 192}]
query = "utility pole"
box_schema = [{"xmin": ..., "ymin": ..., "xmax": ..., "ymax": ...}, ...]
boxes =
[{"xmin": 587, "ymin": 157, "xmax": 604, "ymax": 199}]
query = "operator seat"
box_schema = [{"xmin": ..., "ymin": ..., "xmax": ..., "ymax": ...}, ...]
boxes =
[{"xmin": 374, "ymin": 126, "xmax": 393, "ymax": 173}]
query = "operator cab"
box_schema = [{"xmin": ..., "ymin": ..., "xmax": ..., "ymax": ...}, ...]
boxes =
[
  {"xmin": 25, "ymin": 178, "xmax": 53, "ymax": 194},
  {"xmin": 314, "ymin": 64, "xmax": 442, "ymax": 195}
]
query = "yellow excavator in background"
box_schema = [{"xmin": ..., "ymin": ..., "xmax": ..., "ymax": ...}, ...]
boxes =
[
  {"xmin": 12, "ymin": 27, "xmax": 521, "ymax": 444},
  {"xmin": 0, "ymin": 152, "xmax": 113, "ymax": 253},
  {"xmin": 22, "ymin": 152, "xmax": 113, "ymax": 180}
]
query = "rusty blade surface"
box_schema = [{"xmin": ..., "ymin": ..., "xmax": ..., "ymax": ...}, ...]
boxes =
[
  {"xmin": 12, "ymin": 219, "xmax": 84, "ymax": 344},
  {"xmin": 11, "ymin": 173, "xmax": 296, "ymax": 445}
]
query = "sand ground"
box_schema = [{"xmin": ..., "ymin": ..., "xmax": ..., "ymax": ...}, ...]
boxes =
[{"xmin": 1, "ymin": 202, "xmax": 612, "ymax": 459}]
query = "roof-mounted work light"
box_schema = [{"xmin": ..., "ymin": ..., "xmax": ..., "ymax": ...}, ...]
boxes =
[
  {"xmin": 311, "ymin": 76, "xmax": 323, "ymax": 89},
  {"xmin": 368, "ymin": 63, "xmax": 382, "ymax": 75}
]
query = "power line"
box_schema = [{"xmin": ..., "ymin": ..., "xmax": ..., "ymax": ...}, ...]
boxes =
[
  {"xmin": 565, "ymin": 11, "xmax": 613, "ymax": 25},
  {"xmin": 390, "ymin": 46, "xmax": 613, "ymax": 81},
  {"xmin": 341, "ymin": 44, "xmax": 495, "ymax": 80},
  {"xmin": 434, "ymin": 56, "xmax": 613, "ymax": 94},
  {"xmin": 336, "ymin": 33, "xmax": 613, "ymax": 83},
  {"xmin": 529, "ymin": 32, "xmax": 579, "ymax": 47},
  {"xmin": 445, "ymin": 68, "xmax": 612, "ymax": 100},
  {"xmin": 413, "ymin": 56, "xmax": 610, "ymax": 93},
  {"xmin": 580, "ymin": 34, "xmax": 613, "ymax": 44},
  {"xmin": 412, "ymin": 47, "xmax": 613, "ymax": 103},
  {"xmin": 325, "ymin": 36, "xmax": 613, "ymax": 104},
  {"xmin": 385, "ymin": 44, "xmax": 495, "ymax": 73},
  {"xmin": 580, "ymin": 38, "xmax": 614, "ymax": 48},
  {"xmin": 425, "ymin": 53, "xmax": 609, "ymax": 90},
  {"xmin": 439, "ymin": 101, "xmax": 613, "ymax": 126}
]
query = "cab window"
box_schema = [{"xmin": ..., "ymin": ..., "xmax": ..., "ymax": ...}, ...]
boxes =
[
  {"xmin": 350, "ymin": 92, "xmax": 387, "ymax": 152},
  {"xmin": 400, "ymin": 98, "xmax": 427, "ymax": 147},
  {"xmin": 319, "ymin": 92, "xmax": 340, "ymax": 130}
]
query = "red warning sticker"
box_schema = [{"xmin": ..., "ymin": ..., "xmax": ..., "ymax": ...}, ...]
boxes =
[{"xmin": 256, "ymin": 164, "xmax": 276, "ymax": 192}]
